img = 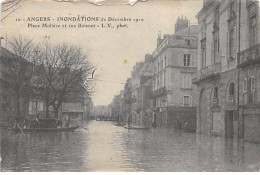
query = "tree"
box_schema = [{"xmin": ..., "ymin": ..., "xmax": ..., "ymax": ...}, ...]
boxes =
[
  {"xmin": 4, "ymin": 36, "xmax": 35, "ymax": 118},
  {"xmin": 35, "ymin": 43, "xmax": 95, "ymax": 119}
]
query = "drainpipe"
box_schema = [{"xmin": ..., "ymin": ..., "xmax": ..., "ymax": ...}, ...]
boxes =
[{"xmin": 237, "ymin": 0, "xmax": 242, "ymax": 140}]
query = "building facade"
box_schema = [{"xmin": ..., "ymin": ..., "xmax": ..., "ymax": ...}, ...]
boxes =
[
  {"xmin": 121, "ymin": 78, "xmax": 132, "ymax": 125},
  {"xmin": 152, "ymin": 19, "xmax": 198, "ymax": 130},
  {"xmin": 237, "ymin": 0, "xmax": 260, "ymax": 143},
  {"xmin": 194, "ymin": 0, "xmax": 260, "ymax": 142},
  {"xmin": 131, "ymin": 54, "xmax": 153, "ymax": 128},
  {"xmin": 0, "ymin": 47, "xmax": 30, "ymax": 123}
]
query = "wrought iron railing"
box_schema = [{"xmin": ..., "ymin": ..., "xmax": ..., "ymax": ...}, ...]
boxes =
[
  {"xmin": 227, "ymin": 95, "xmax": 235, "ymax": 104},
  {"xmin": 237, "ymin": 43, "xmax": 260, "ymax": 67},
  {"xmin": 192, "ymin": 63, "xmax": 221, "ymax": 83}
]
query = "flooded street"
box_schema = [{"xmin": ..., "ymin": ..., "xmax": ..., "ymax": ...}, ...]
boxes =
[{"xmin": 1, "ymin": 120, "xmax": 260, "ymax": 172}]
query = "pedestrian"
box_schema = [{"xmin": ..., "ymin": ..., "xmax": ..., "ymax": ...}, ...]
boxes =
[
  {"xmin": 13, "ymin": 119, "xmax": 18, "ymax": 129},
  {"xmin": 127, "ymin": 116, "xmax": 131, "ymax": 128},
  {"xmin": 57, "ymin": 119, "xmax": 62, "ymax": 128},
  {"xmin": 65, "ymin": 120, "xmax": 70, "ymax": 128}
]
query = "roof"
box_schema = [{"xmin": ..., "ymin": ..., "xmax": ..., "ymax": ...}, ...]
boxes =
[
  {"xmin": 1, "ymin": 47, "xmax": 31, "ymax": 64},
  {"xmin": 174, "ymin": 25, "xmax": 198, "ymax": 37}
]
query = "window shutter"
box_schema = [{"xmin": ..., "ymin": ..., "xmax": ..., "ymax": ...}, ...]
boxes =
[
  {"xmin": 234, "ymin": 27, "xmax": 237, "ymax": 59},
  {"xmin": 251, "ymin": 76, "xmax": 255, "ymax": 91},
  {"xmin": 227, "ymin": 32, "xmax": 229, "ymax": 59},
  {"xmin": 179, "ymin": 55, "xmax": 182, "ymax": 66},
  {"xmin": 188, "ymin": 75, "xmax": 191, "ymax": 88},
  {"xmin": 182, "ymin": 75, "xmax": 184, "ymax": 88},
  {"xmin": 191, "ymin": 55, "xmax": 195, "ymax": 67},
  {"xmin": 211, "ymin": 42, "xmax": 214, "ymax": 63}
]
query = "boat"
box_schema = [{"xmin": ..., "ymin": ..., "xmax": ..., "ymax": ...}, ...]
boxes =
[
  {"xmin": 124, "ymin": 125, "xmax": 149, "ymax": 130},
  {"xmin": 10, "ymin": 126, "xmax": 79, "ymax": 133}
]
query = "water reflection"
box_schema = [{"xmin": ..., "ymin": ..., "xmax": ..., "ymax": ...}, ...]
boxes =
[{"xmin": 1, "ymin": 120, "xmax": 260, "ymax": 172}]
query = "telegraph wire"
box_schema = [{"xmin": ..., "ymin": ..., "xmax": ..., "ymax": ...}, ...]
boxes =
[{"xmin": 95, "ymin": 78, "xmax": 127, "ymax": 84}]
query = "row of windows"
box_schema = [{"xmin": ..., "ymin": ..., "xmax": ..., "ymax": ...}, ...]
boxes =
[
  {"xmin": 154, "ymin": 95, "xmax": 192, "ymax": 108},
  {"xmin": 154, "ymin": 56, "xmax": 168, "ymax": 74},
  {"xmin": 154, "ymin": 54, "xmax": 196, "ymax": 74},
  {"xmin": 153, "ymin": 72, "xmax": 167, "ymax": 90},
  {"xmin": 153, "ymin": 73, "xmax": 192, "ymax": 90},
  {"xmin": 201, "ymin": 1, "xmax": 258, "ymax": 68},
  {"xmin": 210, "ymin": 77, "xmax": 256, "ymax": 105}
]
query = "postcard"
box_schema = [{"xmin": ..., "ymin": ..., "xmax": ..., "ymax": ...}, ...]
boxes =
[{"xmin": 0, "ymin": 0, "xmax": 260, "ymax": 172}]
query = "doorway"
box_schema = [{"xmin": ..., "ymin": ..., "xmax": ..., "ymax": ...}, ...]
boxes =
[{"xmin": 225, "ymin": 111, "xmax": 234, "ymax": 138}]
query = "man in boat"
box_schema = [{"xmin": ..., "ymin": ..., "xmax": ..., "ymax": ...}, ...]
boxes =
[
  {"xmin": 13, "ymin": 119, "xmax": 18, "ymax": 129},
  {"xmin": 57, "ymin": 119, "xmax": 62, "ymax": 128},
  {"xmin": 65, "ymin": 120, "xmax": 69, "ymax": 128}
]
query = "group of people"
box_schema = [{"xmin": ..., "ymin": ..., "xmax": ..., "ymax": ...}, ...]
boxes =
[{"xmin": 13, "ymin": 116, "xmax": 70, "ymax": 129}]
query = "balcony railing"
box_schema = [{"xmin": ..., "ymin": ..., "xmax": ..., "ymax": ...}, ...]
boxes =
[
  {"xmin": 237, "ymin": 43, "xmax": 260, "ymax": 68},
  {"xmin": 192, "ymin": 63, "xmax": 221, "ymax": 84},
  {"xmin": 152, "ymin": 87, "xmax": 171, "ymax": 97},
  {"xmin": 212, "ymin": 98, "xmax": 218, "ymax": 105},
  {"xmin": 227, "ymin": 95, "xmax": 235, "ymax": 105}
]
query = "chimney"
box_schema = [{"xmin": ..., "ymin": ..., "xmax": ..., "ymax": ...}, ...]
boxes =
[{"xmin": 157, "ymin": 31, "xmax": 162, "ymax": 47}]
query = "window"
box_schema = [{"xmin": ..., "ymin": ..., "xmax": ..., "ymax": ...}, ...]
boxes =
[
  {"xmin": 212, "ymin": 87, "xmax": 218, "ymax": 104},
  {"xmin": 229, "ymin": 28, "xmax": 235, "ymax": 59},
  {"xmin": 161, "ymin": 73, "xmax": 164, "ymax": 87},
  {"xmin": 250, "ymin": 76, "xmax": 255, "ymax": 92},
  {"xmin": 243, "ymin": 78, "xmax": 247, "ymax": 93},
  {"xmin": 163, "ymin": 72, "xmax": 166, "ymax": 86},
  {"xmin": 201, "ymin": 40, "xmax": 206, "ymax": 68},
  {"xmin": 229, "ymin": 83, "xmax": 235, "ymax": 96},
  {"xmin": 183, "ymin": 96, "xmax": 192, "ymax": 107},
  {"xmin": 201, "ymin": 20, "xmax": 206, "ymax": 38},
  {"xmin": 183, "ymin": 54, "xmax": 191, "ymax": 67},
  {"xmin": 230, "ymin": 2, "xmax": 236, "ymax": 18},
  {"xmin": 213, "ymin": 87, "xmax": 218, "ymax": 98},
  {"xmin": 164, "ymin": 56, "xmax": 167, "ymax": 67},
  {"xmin": 185, "ymin": 39, "xmax": 191, "ymax": 46},
  {"xmin": 214, "ymin": 7, "xmax": 220, "ymax": 28},
  {"xmin": 250, "ymin": 15, "xmax": 257, "ymax": 46},
  {"xmin": 158, "ymin": 62, "xmax": 159, "ymax": 72},
  {"xmin": 182, "ymin": 74, "xmax": 192, "ymax": 89}
]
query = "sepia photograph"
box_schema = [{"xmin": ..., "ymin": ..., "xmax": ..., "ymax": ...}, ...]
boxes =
[{"xmin": 0, "ymin": 0, "xmax": 260, "ymax": 172}]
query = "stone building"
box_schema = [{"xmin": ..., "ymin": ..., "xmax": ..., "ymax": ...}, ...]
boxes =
[
  {"xmin": 194, "ymin": 0, "xmax": 260, "ymax": 142},
  {"xmin": 237, "ymin": 0, "xmax": 260, "ymax": 143},
  {"xmin": 131, "ymin": 54, "xmax": 153, "ymax": 128},
  {"xmin": 152, "ymin": 19, "xmax": 198, "ymax": 130},
  {"xmin": 0, "ymin": 47, "xmax": 30, "ymax": 123},
  {"xmin": 121, "ymin": 78, "xmax": 132, "ymax": 125}
]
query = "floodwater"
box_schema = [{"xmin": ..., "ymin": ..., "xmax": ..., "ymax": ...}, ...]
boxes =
[{"xmin": 1, "ymin": 120, "xmax": 260, "ymax": 172}]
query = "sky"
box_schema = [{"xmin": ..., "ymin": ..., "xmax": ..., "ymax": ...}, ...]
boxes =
[{"xmin": 1, "ymin": 0, "xmax": 203, "ymax": 106}]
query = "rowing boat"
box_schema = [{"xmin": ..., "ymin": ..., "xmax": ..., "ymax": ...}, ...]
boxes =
[{"xmin": 10, "ymin": 126, "xmax": 79, "ymax": 133}]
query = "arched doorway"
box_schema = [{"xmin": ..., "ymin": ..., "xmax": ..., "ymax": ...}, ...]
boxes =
[{"xmin": 199, "ymin": 89, "xmax": 208, "ymax": 135}]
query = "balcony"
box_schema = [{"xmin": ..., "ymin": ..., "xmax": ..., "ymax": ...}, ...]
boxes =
[
  {"xmin": 152, "ymin": 87, "xmax": 171, "ymax": 97},
  {"xmin": 237, "ymin": 43, "xmax": 260, "ymax": 68},
  {"xmin": 192, "ymin": 63, "xmax": 221, "ymax": 84}
]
